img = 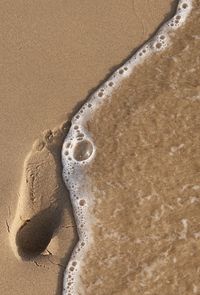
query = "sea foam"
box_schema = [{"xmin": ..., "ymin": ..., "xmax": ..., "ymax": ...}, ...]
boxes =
[{"xmin": 61, "ymin": 1, "xmax": 193, "ymax": 294}]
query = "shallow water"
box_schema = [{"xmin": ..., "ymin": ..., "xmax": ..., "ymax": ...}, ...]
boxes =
[{"xmin": 62, "ymin": 0, "xmax": 200, "ymax": 294}]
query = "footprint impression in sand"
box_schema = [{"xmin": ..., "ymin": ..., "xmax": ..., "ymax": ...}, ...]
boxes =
[{"xmin": 10, "ymin": 124, "xmax": 77, "ymax": 260}]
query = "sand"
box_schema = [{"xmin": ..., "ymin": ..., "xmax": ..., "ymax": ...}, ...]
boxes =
[
  {"xmin": 79, "ymin": 1, "xmax": 200, "ymax": 294},
  {"xmin": 0, "ymin": 0, "xmax": 179, "ymax": 294}
]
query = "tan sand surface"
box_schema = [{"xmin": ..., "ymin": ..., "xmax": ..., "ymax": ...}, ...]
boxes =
[
  {"xmin": 0, "ymin": 1, "xmax": 174, "ymax": 294},
  {"xmin": 82, "ymin": 1, "xmax": 200, "ymax": 294}
]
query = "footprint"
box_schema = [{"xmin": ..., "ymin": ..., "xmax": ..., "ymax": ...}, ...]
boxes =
[{"xmin": 10, "ymin": 123, "xmax": 78, "ymax": 260}]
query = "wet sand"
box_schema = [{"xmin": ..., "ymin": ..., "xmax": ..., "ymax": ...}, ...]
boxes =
[
  {"xmin": 77, "ymin": 1, "xmax": 200, "ymax": 294},
  {"xmin": 0, "ymin": 1, "xmax": 175, "ymax": 294}
]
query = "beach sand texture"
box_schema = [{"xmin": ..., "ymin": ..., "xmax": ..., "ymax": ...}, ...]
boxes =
[
  {"xmin": 0, "ymin": 0, "xmax": 192, "ymax": 294},
  {"xmin": 73, "ymin": 1, "xmax": 200, "ymax": 294}
]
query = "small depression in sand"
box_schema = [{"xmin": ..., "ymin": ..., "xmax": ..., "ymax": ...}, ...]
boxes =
[
  {"xmin": 10, "ymin": 126, "xmax": 78, "ymax": 261},
  {"xmin": 62, "ymin": 0, "xmax": 200, "ymax": 294},
  {"xmin": 16, "ymin": 207, "xmax": 59, "ymax": 258}
]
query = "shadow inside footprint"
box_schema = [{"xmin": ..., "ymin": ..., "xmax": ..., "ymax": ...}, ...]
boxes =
[{"xmin": 16, "ymin": 206, "xmax": 61, "ymax": 259}]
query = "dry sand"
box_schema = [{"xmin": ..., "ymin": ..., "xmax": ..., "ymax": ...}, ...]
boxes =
[{"xmin": 0, "ymin": 1, "xmax": 177, "ymax": 294}]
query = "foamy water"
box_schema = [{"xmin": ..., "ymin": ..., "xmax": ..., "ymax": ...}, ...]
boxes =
[{"xmin": 61, "ymin": 1, "xmax": 193, "ymax": 294}]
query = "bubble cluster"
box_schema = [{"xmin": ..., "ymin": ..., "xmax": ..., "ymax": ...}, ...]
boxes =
[{"xmin": 61, "ymin": 1, "xmax": 193, "ymax": 294}]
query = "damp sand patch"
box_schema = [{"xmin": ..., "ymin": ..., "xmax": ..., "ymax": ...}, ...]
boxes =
[{"xmin": 61, "ymin": 0, "xmax": 200, "ymax": 294}]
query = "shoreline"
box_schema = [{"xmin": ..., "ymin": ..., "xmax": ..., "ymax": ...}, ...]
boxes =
[
  {"xmin": 0, "ymin": 1, "xmax": 180, "ymax": 294},
  {"xmin": 61, "ymin": 1, "xmax": 193, "ymax": 294}
]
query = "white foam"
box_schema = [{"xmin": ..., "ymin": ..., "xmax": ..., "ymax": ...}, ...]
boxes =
[{"xmin": 61, "ymin": 1, "xmax": 193, "ymax": 294}]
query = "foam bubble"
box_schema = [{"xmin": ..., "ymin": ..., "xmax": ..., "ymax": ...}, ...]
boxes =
[
  {"xmin": 61, "ymin": 1, "xmax": 193, "ymax": 294},
  {"xmin": 73, "ymin": 140, "xmax": 93, "ymax": 162}
]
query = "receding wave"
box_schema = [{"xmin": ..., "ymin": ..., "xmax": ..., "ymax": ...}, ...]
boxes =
[{"xmin": 61, "ymin": 0, "xmax": 199, "ymax": 294}]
